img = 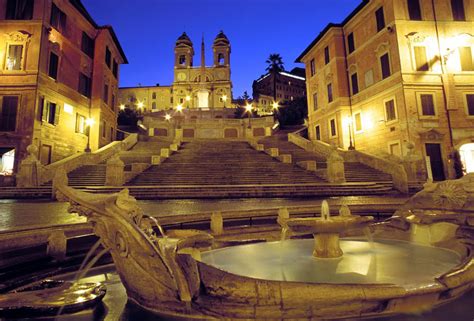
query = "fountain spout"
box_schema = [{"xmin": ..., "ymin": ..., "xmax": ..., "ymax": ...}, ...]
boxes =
[{"xmin": 321, "ymin": 200, "xmax": 330, "ymax": 220}]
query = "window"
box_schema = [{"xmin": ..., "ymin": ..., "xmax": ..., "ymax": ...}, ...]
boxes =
[
  {"xmin": 152, "ymin": 92, "xmax": 156, "ymax": 99},
  {"xmin": 50, "ymin": 3, "xmax": 67, "ymax": 33},
  {"xmin": 414, "ymin": 46, "xmax": 429, "ymax": 71},
  {"xmin": 351, "ymin": 72, "xmax": 359, "ymax": 95},
  {"xmin": 5, "ymin": 44, "xmax": 23, "ymax": 70},
  {"xmin": 451, "ymin": 0, "xmax": 465, "ymax": 21},
  {"xmin": 315, "ymin": 125, "xmax": 321, "ymax": 140},
  {"xmin": 375, "ymin": 7, "xmax": 385, "ymax": 32},
  {"xmin": 112, "ymin": 60, "xmax": 118, "ymax": 78},
  {"xmin": 313, "ymin": 93, "xmax": 318, "ymax": 111},
  {"xmin": 78, "ymin": 73, "xmax": 91, "ymax": 98},
  {"xmin": 111, "ymin": 94, "xmax": 115, "ymax": 110},
  {"xmin": 105, "ymin": 47, "xmax": 111, "ymax": 68},
  {"xmin": 347, "ymin": 33, "xmax": 355, "ymax": 54},
  {"xmin": 466, "ymin": 94, "xmax": 474, "ymax": 116},
  {"xmin": 101, "ymin": 120, "xmax": 106, "ymax": 138},
  {"xmin": 365, "ymin": 69, "xmax": 374, "ymax": 87},
  {"xmin": 0, "ymin": 96, "xmax": 18, "ymax": 132},
  {"xmin": 389, "ymin": 142, "xmax": 401, "ymax": 157},
  {"xmin": 179, "ymin": 55, "xmax": 186, "ymax": 65},
  {"xmin": 385, "ymin": 99, "xmax": 397, "ymax": 122},
  {"xmin": 81, "ymin": 32, "xmax": 94, "ymax": 58},
  {"xmin": 152, "ymin": 102, "xmax": 157, "ymax": 109},
  {"xmin": 75, "ymin": 113, "xmax": 86, "ymax": 134},
  {"xmin": 324, "ymin": 46, "xmax": 330, "ymax": 64},
  {"xmin": 420, "ymin": 94, "xmax": 436, "ymax": 116},
  {"xmin": 407, "ymin": 0, "xmax": 422, "ymax": 20},
  {"xmin": 459, "ymin": 47, "xmax": 473, "ymax": 71},
  {"xmin": 6, "ymin": 0, "xmax": 34, "ymax": 20},
  {"xmin": 329, "ymin": 118, "xmax": 337, "ymax": 137},
  {"xmin": 217, "ymin": 53, "xmax": 225, "ymax": 65},
  {"xmin": 310, "ymin": 59, "xmax": 315, "ymax": 76},
  {"xmin": 380, "ymin": 53, "xmax": 391, "ymax": 79},
  {"xmin": 48, "ymin": 52, "xmax": 59, "ymax": 79},
  {"xmin": 354, "ymin": 113, "xmax": 362, "ymax": 132},
  {"xmin": 103, "ymin": 83, "xmax": 109, "ymax": 104},
  {"xmin": 327, "ymin": 83, "xmax": 333, "ymax": 103},
  {"xmin": 41, "ymin": 101, "xmax": 59, "ymax": 125}
]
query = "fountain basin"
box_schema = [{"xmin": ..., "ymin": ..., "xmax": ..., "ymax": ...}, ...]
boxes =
[{"xmin": 285, "ymin": 216, "xmax": 374, "ymax": 234}]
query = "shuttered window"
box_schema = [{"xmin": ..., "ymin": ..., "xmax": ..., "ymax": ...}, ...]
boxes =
[
  {"xmin": 0, "ymin": 96, "xmax": 18, "ymax": 132},
  {"xmin": 48, "ymin": 52, "xmax": 59, "ymax": 79},
  {"xmin": 347, "ymin": 33, "xmax": 355, "ymax": 53},
  {"xmin": 420, "ymin": 94, "xmax": 435, "ymax": 116},
  {"xmin": 327, "ymin": 83, "xmax": 333, "ymax": 103},
  {"xmin": 351, "ymin": 73, "xmax": 359, "ymax": 95},
  {"xmin": 6, "ymin": 0, "xmax": 34, "ymax": 20},
  {"xmin": 466, "ymin": 94, "xmax": 474, "ymax": 116},
  {"xmin": 407, "ymin": 0, "xmax": 422, "ymax": 20},
  {"xmin": 81, "ymin": 32, "xmax": 94, "ymax": 58},
  {"xmin": 459, "ymin": 47, "xmax": 473, "ymax": 71},
  {"xmin": 380, "ymin": 53, "xmax": 391, "ymax": 79},
  {"xmin": 385, "ymin": 99, "xmax": 397, "ymax": 121},
  {"xmin": 50, "ymin": 3, "xmax": 67, "ymax": 33},
  {"xmin": 451, "ymin": 0, "xmax": 465, "ymax": 21},
  {"xmin": 41, "ymin": 101, "xmax": 60, "ymax": 125},
  {"xmin": 78, "ymin": 73, "xmax": 91, "ymax": 98},
  {"xmin": 414, "ymin": 46, "xmax": 429, "ymax": 71},
  {"xmin": 375, "ymin": 7, "xmax": 385, "ymax": 32},
  {"xmin": 315, "ymin": 125, "xmax": 321, "ymax": 140}
]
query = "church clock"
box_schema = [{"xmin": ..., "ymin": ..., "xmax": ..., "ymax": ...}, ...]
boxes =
[{"xmin": 177, "ymin": 72, "xmax": 187, "ymax": 81}]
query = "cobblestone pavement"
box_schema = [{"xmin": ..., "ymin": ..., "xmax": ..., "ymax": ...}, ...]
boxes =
[{"xmin": 0, "ymin": 195, "xmax": 408, "ymax": 232}]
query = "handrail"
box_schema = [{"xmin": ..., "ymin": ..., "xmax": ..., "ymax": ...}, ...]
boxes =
[{"xmin": 38, "ymin": 134, "xmax": 138, "ymax": 185}]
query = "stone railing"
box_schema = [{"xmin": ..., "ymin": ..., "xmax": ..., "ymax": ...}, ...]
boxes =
[
  {"xmin": 288, "ymin": 128, "xmax": 409, "ymax": 193},
  {"xmin": 348, "ymin": 150, "xmax": 408, "ymax": 193},
  {"xmin": 18, "ymin": 134, "xmax": 138, "ymax": 187}
]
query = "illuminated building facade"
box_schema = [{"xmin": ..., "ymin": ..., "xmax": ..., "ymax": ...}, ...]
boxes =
[
  {"xmin": 118, "ymin": 31, "xmax": 232, "ymax": 112},
  {"xmin": 0, "ymin": 0, "xmax": 127, "ymax": 176},
  {"xmin": 297, "ymin": 0, "xmax": 474, "ymax": 180}
]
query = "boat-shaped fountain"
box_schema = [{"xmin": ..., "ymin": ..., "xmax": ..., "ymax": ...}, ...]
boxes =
[{"xmin": 52, "ymin": 174, "xmax": 474, "ymax": 320}]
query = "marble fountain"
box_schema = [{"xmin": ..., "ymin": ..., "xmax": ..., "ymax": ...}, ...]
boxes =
[{"xmin": 4, "ymin": 175, "xmax": 473, "ymax": 320}]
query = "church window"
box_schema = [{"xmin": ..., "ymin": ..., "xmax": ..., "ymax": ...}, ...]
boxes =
[
  {"xmin": 218, "ymin": 53, "xmax": 225, "ymax": 65},
  {"xmin": 179, "ymin": 55, "xmax": 186, "ymax": 65}
]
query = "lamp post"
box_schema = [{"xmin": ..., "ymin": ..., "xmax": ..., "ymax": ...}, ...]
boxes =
[
  {"xmin": 222, "ymin": 95, "xmax": 227, "ymax": 108},
  {"xmin": 272, "ymin": 101, "xmax": 279, "ymax": 121},
  {"xmin": 245, "ymin": 103, "xmax": 253, "ymax": 128},
  {"xmin": 119, "ymin": 104, "xmax": 125, "ymax": 111},
  {"xmin": 84, "ymin": 117, "xmax": 95, "ymax": 153},
  {"xmin": 346, "ymin": 116, "xmax": 355, "ymax": 150}
]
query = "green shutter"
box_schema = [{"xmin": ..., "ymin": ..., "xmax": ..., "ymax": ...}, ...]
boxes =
[
  {"xmin": 41, "ymin": 99, "xmax": 48, "ymax": 122},
  {"xmin": 53, "ymin": 102, "xmax": 60, "ymax": 125}
]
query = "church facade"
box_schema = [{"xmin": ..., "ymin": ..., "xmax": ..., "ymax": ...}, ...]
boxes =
[{"xmin": 118, "ymin": 31, "xmax": 232, "ymax": 112}]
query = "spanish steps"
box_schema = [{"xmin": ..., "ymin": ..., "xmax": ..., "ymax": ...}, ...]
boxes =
[{"xmin": 59, "ymin": 132, "xmax": 395, "ymax": 199}]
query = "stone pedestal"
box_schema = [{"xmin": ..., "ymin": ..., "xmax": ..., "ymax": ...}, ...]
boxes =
[
  {"xmin": 47, "ymin": 230, "xmax": 67, "ymax": 261},
  {"xmin": 52, "ymin": 167, "xmax": 68, "ymax": 200},
  {"xmin": 161, "ymin": 148, "xmax": 171, "ymax": 158},
  {"xmin": 106, "ymin": 155, "xmax": 124, "ymax": 186},
  {"xmin": 327, "ymin": 151, "xmax": 346, "ymax": 183},
  {"xmin": 210, "ymin": 212, "xmax": 223, "ymax": 235},
  {"xmin": 175, "ymin": 128, "xmax": 183, "ymax": 142},
  {"xmin": 402, "ymin": 142, "xmax": 427, "ymax": 182},
  {"xmin": 313, "ymin": 233, "xmax": 343, "ymax": 258}
]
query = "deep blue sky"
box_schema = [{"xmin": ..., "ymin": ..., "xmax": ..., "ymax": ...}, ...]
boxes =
[{"xmin": 82, "ymin": 0, "xmax": 361, "ymax": 97}]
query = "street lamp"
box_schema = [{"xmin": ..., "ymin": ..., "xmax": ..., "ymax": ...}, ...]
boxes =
[
  {"xmin": 119, "ymin": 104, "xmax": 125, "ymax": 111},
  {"xmin": 84, "ymin": 117, "xmax": 95, "ymax": 153},
  {"xmin": 176, "ymin": 104, "xmax": 183, "ymax": 112},
  {"xmin": 222, "ymin": 95, "xmax": 227, "ymax": 108},
  {"xmin": 165, "ymin": 114, "xmax": 172, "ymax": 121},
  {"xmin": 346, "ymin": 116, "xmax": 355, "ymax": 150},
  {"xmin": 136, "ymin": 101, "xmax": 144, "ymax": 112},
  {"xmin": 245, "ymin": 103, "xmax": 253, "ymax": 128}
]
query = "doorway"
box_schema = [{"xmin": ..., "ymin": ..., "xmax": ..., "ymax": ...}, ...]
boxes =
[
  {"xmin": 459, "ymin": 143, "xmax": 474, "ymax": 174},
  {"xmin": 425, "ymin": 143, "xmax": 445, "ymax": 181},
  {"xmin": 0, "ymin": 148, "xmax": 15, "ymax": 175}
]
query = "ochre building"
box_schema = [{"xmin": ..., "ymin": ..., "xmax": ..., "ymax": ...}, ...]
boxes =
[
  {"xmin": 118, "ymin": 31, "xmax": 232, "ymax": 112},
  {"xmin": 297, "ymin": 0, "xmax": 474, "ymax": 180},
  {"xmin": 0, "ymin": 0, "xmax": 127, "ymax": 176}
]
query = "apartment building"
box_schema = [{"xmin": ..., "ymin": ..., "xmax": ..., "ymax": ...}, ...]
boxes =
[
  {"xmin": 297, "ymin": 0, "xmax": 474, "ymax": 180},
  {"xmin": 0, "ymin": 0, "xmax": 127, "ymax": 176}
]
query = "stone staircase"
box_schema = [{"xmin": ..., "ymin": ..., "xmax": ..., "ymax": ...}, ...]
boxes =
[
  {"xmin": 258, "ymin": 130, "xmax": 393, "ymax": 186},
  {"xmin": 64, "ymin": 140, "xmax": 171, "ymax": 187},
  {"xmin": 128, "ymin": 140, "xmax": 325, "ymax": 186}
]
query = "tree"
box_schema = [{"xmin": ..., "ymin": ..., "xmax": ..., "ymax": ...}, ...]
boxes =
[
  {"xmin": 117, "ymin": 108, "xmax": 140, "ymax": 129},
  {"xmin": 265, "ymin": 53, "xmax": 285, "ymax": 102},
  {"xmin": 276, "ymin": 97, "xmax": 308, "ymax": 127}
]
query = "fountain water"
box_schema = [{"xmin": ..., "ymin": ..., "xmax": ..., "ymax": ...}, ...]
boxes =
[{"xmin": 283, "ymin": 200, "xmax": 374, "ymax": 258}]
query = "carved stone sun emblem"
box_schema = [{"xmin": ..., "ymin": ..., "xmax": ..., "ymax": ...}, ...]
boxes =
[{"xmin": 432, "ymin": 181, "xmax": 467, "ymax": 208}]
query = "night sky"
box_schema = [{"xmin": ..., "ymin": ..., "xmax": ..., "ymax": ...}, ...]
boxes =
[{"xmin": 82, "ymin": 0, "xmax": 362, "ymax": 97}]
